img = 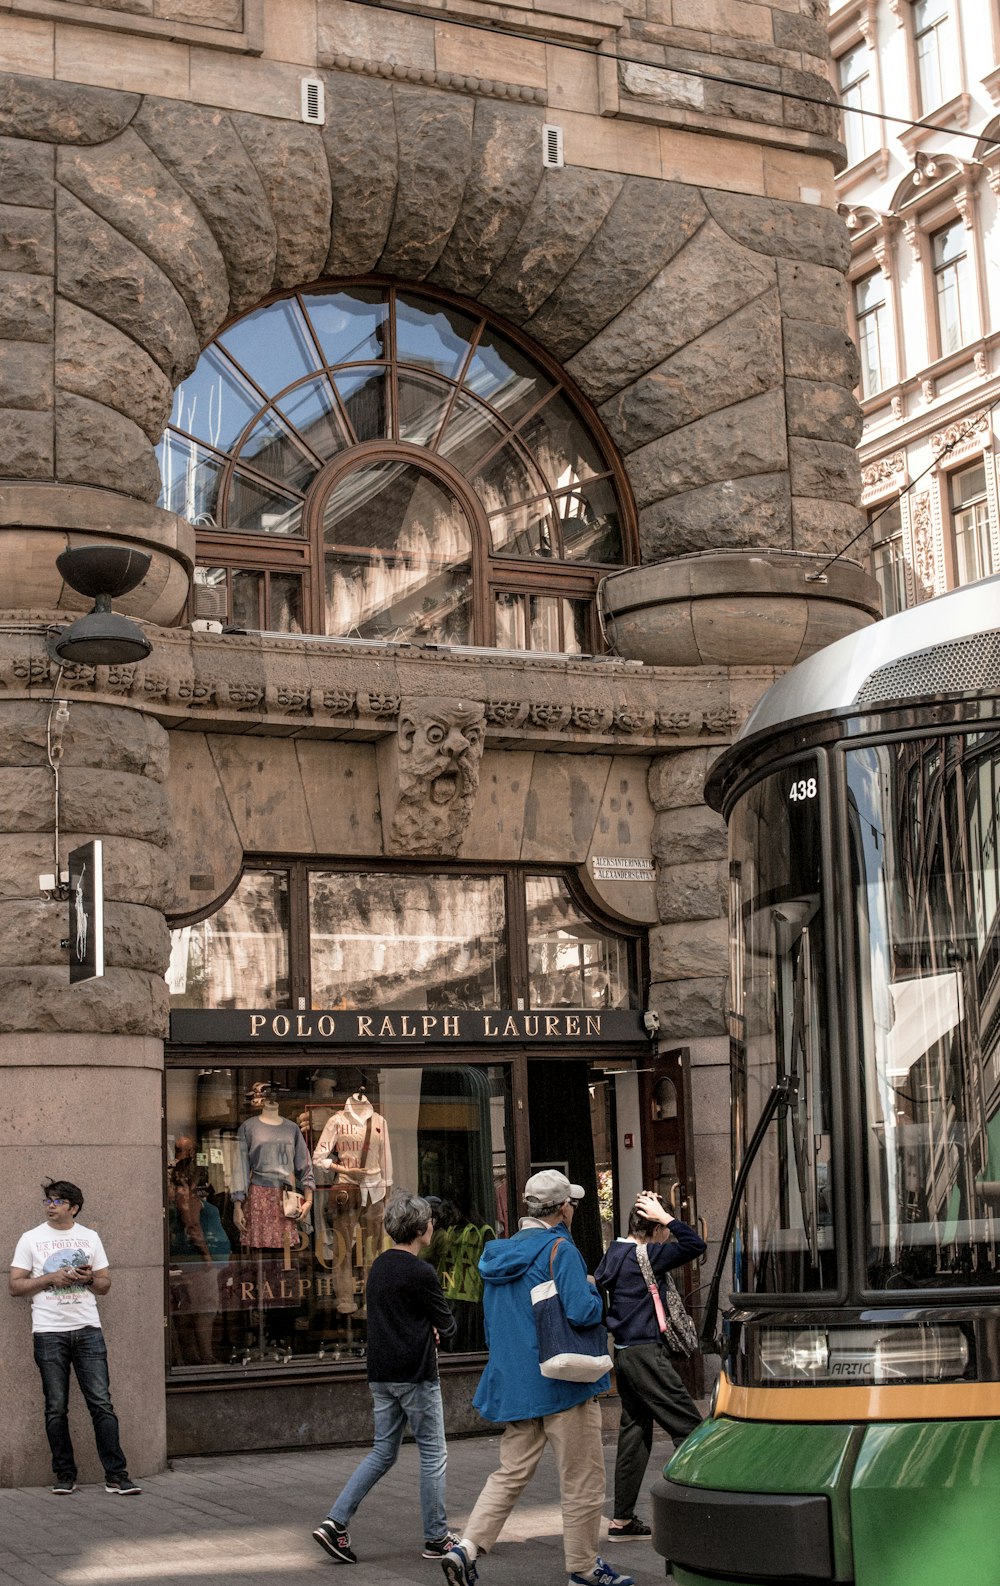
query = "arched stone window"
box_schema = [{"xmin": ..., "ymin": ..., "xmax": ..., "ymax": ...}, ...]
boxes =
[{"xmin": 158, "ymin": 283, "xmax": 635, "ymax": 653}]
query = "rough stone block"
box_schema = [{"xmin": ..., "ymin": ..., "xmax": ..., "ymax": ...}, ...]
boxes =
[
  {"xmin": 56, "ymin": 300, "xmax": 174, "ymax": 443},
  {"xmin": 378, "ymin": 86, "xmax": 475, "ymax": 280},
  {"xmin": 0, "ymin": 73, "xmax": 140, "ymax": 146},
  {"xmin": 656, "ymin": 859, "xmax": 727, "ymax": 924},
  {"xmin": 772, "ymin": 9, "xmax": 830, "ymax": 56},
  {"xmin": 704, "ymin": 189, "xmax": 850, "ymax": 270},
  {"xmin": 0, "ymin": 897, "xmax": 169, "ymax": 974},
  {"xmin": 57, "ymin": 131, "xmax": 230, "ymax": 346},
  {"xmin": 786, "ymin": 377, "xmax": 863, "ymax": 445},
  {"xmin": 0, "ymin": 269, "xmax": 52, "ymax": 343},
  {"xmin": 791, "ymin": 497, "xmax": 867, "ymax": 557},
  {"xmin": 0, "ymin": 965, "xmax": 168, "ymax": 1035},
  {"xmin": 0, "ymin": 340, "xmax": 51, "ymax": 409},
  {"xmin": 482, "ymin": 166, "xmax": 624, "ymax": 325},
  {"xmin": 628, "ymin": 387, "xmax": 787, "ymax": 507},
  {"xmin": 670, "ymin": 0, "xmax": 772, "ymax": 42},
  {"xmin": 156, "ymin": 0, "xmax": 242, "ymax": 23},
  {"xmin": 648, "ymin": 748, "xmax": 715, "ymax": 811},
  {"xmin": 55, "ymin": 392, "xmax": 162, "ymax": 502},
  {"xmin": 431, "ymin": 98, "xmax": 543, "ymax": 298},
  {"xmin": 0, "ymin": 702, "xmax": 168, "ymax": 780},
  {"xmin": 600, "ymin": 289, "xmax": 781, "ymax": 453},
  {"xmin": 56, "ymin": 190, "xmax": 199, "ymax": 385},
  {"xmin": 133, "ymin": 97, "xmax": 278, "ymax": 317},
  {"xmin": 652, "ymin": 803, "xmax": 728, "ymax": 864},
  {"xmin": 568, "ymin": 220, "xmax": 776, "ymax": 406},
  {"xmin": 789, "ymin": 435, "xmax": 862, "ymax": 504},
  {"xmin": 322, "ymin": 73, "xmax": 398, "ymax": 276},
  {"xmin": 777, "ymin": 257, "xmax": 848, "ymax": 327},
  {"xmin": 638, "ymin": 471, "xmax": 793, "ymax": 559},
  {"xmin": 0, "ymin": 407, "xmax": 53, "ymax": 477},
  {"xmin": 0, "ymin": 204, "xmax": 54, "ymax": 276},
  {"xmin": 524, "ymin": 177, "xmax": 706, "ymax": 363},
  {"xmin": 231, "ymin": 114, "xmax": 332, "ymax": 291},
  {"xmin": 651, "ymin": 918, "xmax": 728, "ymax": 980},
  {"xmin": 783, "ymin": 318, "xmax": 859, "ymax": 386},
  {"xmin": 650, "ymin": 974, "xmax": 728, "ymax": 1038},
  {"xmin": 0, "ymin": 136, "xmax": 54, "ymax": 208}
]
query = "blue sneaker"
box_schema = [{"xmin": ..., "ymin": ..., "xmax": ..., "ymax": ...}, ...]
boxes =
[
  {"xmin": 569, "ymin": 1559, "xmax": 635, "ymax": 1586},
  {"xmin": 441, "ymin": 1543, "xmax": 478, "ymax": 1586}
]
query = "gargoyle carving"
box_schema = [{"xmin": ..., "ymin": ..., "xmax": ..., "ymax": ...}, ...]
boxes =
[{"xmin": 382, "ymin": 695, "xmax": 486, "ymax": 855}]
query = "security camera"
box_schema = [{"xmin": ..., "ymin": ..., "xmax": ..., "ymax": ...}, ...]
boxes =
[{"xmin": 642, "ymin": 1011, "xmax": 661, "ymax": 1037}]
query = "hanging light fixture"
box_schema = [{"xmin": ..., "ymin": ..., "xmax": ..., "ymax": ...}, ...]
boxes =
[{"xmin": 50, "ymin": 545, "xmax": 153, "ymax": 666}]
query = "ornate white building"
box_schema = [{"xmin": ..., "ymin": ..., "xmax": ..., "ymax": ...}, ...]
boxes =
[{"xmin": 832, "ymin": 0, "xmax": 1000, "ymax": 610}]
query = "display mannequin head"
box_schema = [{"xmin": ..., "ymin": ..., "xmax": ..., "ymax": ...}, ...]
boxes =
[{"xmin": 245, "ymin": 1081, "xmax": 281, "ymax": 1117}]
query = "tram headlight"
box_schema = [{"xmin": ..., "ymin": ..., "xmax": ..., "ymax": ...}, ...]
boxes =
[{"xmin": 755, "ymin": 1324, "xmax": 969, "ymax": 1385}]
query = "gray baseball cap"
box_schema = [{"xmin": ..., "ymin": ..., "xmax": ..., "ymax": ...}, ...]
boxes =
[{"xmin": 523, "ymin": 1169, "xmax": 585, "ymax": 1212}]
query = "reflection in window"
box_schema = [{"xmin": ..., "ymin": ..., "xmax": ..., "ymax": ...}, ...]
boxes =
[
  {"xmin": 838, "ymin": 42, "xmax": 876, "ymax": 167},
  {"xmin": 309, "ymin": 873, "xmax": 509, "ymax": 1009},
  {"xmin": 855, "ymin": 270, "xmax": 895, "ymax": 398},
  {"xmin": 526, "ymin": 876, "xmax": 637, "ymax": 1009},
  {"xmin": 848, "ymin": 734, "xmax": 1000, "ymax": 1290},
  {"xmin": 950, "ymin": 461, "xmax": 995, "ymax": 586},
  {"xmin": 166, "ymin": 1063, "xmax": 512, "ymax": 1371},
  {"xmin": 869, "ymin": 501, "xmax": 909, "ymax": 617},
  {"xmin": 159, "ymin": 285, "xmax": 629, "ymax": 651},
  {"xmin": 913, "ymin": 0, "xmax": 957, "ymax": 112},
  {"xmin": 168, "ymin": 871, "xmax": 290, "ymax": 1008},
  {"xmin": 933, "ymin": 221, "xmax": 977, "ymax": 354}
]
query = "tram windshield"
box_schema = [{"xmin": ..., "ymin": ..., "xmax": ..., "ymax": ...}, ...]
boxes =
[
  {"xmin": 729, "ymin": 760, "xmax": 836, "ymax": 1294},
  {"xmin": 848, "ymin": 730, "xmax": 1000, "ymax": 1290}
]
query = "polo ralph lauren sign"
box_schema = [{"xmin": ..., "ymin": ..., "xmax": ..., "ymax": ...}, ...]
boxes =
[{"xmin": 170, "ymin": 1008, "xmax": 646, "ymax": 1044}]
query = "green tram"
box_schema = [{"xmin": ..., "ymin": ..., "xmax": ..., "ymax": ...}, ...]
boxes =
[{"xmin": 650, "ymin": 574, "xmax": 1000, "ymax": 1586}]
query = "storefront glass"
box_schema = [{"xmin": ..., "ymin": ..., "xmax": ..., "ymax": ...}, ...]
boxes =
[
  {"xmin": 526, "ymin": 875, "xmax": 637, "ymax": 1008},
  {"xmin": 167, "ymin": 1062, "xmax": 513, "ymax": 1373},
  {"xmin": 167, "ymin": 871, "xmax": 290, "ymax": 1008}
]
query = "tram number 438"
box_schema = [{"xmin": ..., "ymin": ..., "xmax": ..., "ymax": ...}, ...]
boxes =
[{"xmin": 788, "ymin": 777, "xmax": 818, "ymax": 801}]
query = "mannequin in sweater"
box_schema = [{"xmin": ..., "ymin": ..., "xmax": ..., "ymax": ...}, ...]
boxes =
[{"xmin": 312, "ymin": 1088, "xmax": 392, "ymax": 1313}]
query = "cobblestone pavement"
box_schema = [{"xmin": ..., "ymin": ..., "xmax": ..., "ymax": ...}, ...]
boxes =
[{"xmin": 0, "ymin": 1423, "xmax": 679, "ymax": 1586}]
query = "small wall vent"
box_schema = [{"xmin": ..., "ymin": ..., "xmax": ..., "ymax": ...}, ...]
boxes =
[
  {"xmin": 542, "ymin": 124, "xmax": 564, "ymax": 169},
  {"xmin": 301, "ymin": 77, "xmax": 325, "ymax": 125}
]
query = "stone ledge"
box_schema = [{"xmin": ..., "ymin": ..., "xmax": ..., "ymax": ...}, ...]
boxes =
[{"xmin": 321, "ymin": 52, "xmax": 547, "ymax": 104}]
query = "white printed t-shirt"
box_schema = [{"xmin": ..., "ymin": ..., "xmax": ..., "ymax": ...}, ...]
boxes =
[{"xmin": 11, "ymin": 1222, "xmax": 109, "ymax": 1333}]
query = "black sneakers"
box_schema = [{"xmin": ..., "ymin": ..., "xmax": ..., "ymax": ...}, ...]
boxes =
[
  {"xmin": 607, "ymin": 1516, "xmax": 651, "ymax": 1539},
  {"xmin": 423, "ymin": 1534, "xmax": 459, "ymax": 1560},
  {"xmin": 51, "ymin": 1479, "xmax": 76, "ymax": 1495},
  {"xmin": 105, "ymin": 1476, "xmax": 141, "ymax": 1496},
  {"xmin": 313, "ymin": 1520, "xmax": 357, "ymax": 1564}
]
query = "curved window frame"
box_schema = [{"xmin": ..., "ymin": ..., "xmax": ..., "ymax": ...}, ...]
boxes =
[{"xmin": 163, "ymin": 280, "xmax": 638, "ymax": 653}]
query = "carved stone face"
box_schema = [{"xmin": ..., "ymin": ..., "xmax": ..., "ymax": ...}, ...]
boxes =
[{"xmin": 398, "ymin": 698, "xmax": 486, "ymax": 808}]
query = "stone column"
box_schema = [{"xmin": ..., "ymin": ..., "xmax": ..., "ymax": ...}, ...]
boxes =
[{"xmin": 0, "ymin": 679, "xmax": 172, "ymax": 1486}]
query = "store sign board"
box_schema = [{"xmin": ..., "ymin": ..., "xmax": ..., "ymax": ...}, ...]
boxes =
[
  {"xmin": 590, "ymin": 856, "xmax": 656, "ymax": 883},
  {"xmin": 170, "ymin": 1007, "xmax": 647, "ymax": 1044},
  {"xmin": 68, "ymin": 839, "xmax": 104, "ymax": 984}
]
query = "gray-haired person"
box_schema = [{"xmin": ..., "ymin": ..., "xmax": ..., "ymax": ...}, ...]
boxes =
[{"xmin": 312, "ymin": 1190, "xmax": 457, "ymax": 1565}]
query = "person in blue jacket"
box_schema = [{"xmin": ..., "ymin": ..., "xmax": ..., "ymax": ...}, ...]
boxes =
[
  {"xmin": 441, "ymin": 1169, "xmax": 634, "ymax": 1586},
  {"xmin": 594, "ymin": 1191, "xmax": 705, "ymax": 1539}
]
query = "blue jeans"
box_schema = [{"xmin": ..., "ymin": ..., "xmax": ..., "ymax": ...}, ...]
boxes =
[
  {"xmin": 32, "ymin": 1326, "xmax": 128, "ymax": 1482},
  {"xmin": 328, "ymin": 1378, "xmax": 448, "ymax": 1542}
]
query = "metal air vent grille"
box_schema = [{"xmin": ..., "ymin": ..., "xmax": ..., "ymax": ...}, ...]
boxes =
[{"xmin": 857, "ymin": 629, "xmax": 1000, "ymax": 707}]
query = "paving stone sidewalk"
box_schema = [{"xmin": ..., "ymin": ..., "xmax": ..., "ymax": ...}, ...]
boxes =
[{"xmin": 0, "ymin": 1425, "xmax": 679, "ymax": 1586}]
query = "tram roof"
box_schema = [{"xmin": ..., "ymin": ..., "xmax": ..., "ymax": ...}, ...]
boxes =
[{"xmin": 737, "ymin": 571, "xmax": 1000, "ymax": 744}]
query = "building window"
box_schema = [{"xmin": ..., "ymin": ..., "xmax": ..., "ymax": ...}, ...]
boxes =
[
  {"xmin": 868, "ymin": 500, "xmax": 909, "ymax": 615},
  {"xmin": 854, "ymin": 270, "xmax": 895, "ymax": 396},
  {"xmin": 949, "ymin": 460, "xmax": 994, "ymax": 585},
  {"xmin": 912, "ymin": 0, "xmax": 958, "ymax": 112},
  {"xmin": 932, "ymin": 221, "xmax": 977, "ymax": 353},
  {"xmin": 838, "ymin": 43, "xmax": 876, "ymax": 167},
  {"xmin": 158, "ymin": 285, "xmax": 632, "ymax": 653}
]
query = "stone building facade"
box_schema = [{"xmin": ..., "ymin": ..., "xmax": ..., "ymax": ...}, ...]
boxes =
[
  {"xmin": 0, "ymin": 0, "xmax": 878, "ymax": 1482},
  {"xmin": 831, "ymin": 0, "xmax": 1000, "ymax": 609}
]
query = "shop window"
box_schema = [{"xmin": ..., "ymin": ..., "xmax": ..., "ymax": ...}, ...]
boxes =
[
  {"xmin": 166, "ymin": 1062, "xmax": 512, "ymax": 1371},
  {"xmin": 525, "ymin": 875, "xmax": 638, "ymax": 1009},
  {"xmin": 167, "ymin": 870, "xmax": 290, "ymax": 1008},
  {"xmin": 838, "ymin": 42, "xmax": 877, "ymax": 168},
  {"xmin": 308, "ymin": 872, "xmax": 509, "ymax": 1009},
  {"xmin": 949, "ymin": 460, "xmax": 995, "ymax": 585},
  {"xmin": 932, "ymin": 220, "xmax": 978, "ymax": 353},
  {"xmin": 854, "ymin": 269, "xmax": 895, "ymax": 396},
  {"xmin": 159, "ymin": 285, "xmax": 633, "ymax": 651},
  {"xmin": 869, "ymin": 500, "xmax": 910, "ymax": 615},
  {"xmin": 912, "ymin": 0, "xmax": 959, "ymax": 112}
]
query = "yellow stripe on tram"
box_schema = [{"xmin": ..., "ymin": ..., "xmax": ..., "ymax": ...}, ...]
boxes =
[{"xmin": 714, "ymin": 1372, "xmax": 1000, "ymax": 1423}]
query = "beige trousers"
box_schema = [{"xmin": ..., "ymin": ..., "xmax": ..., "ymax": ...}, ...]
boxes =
[{"xmin": 465, "ymin": 1397, "xmax": 605, "ymax": 1574}]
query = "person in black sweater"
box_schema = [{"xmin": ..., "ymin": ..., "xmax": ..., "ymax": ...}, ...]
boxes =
[
  {"xmin": 594, "ymin": 1191, "xmax": 706, "ymax": 1539},
  {"xmin": 312, "ymin": 1191, "xmax": 456, "ymax": 1566}
]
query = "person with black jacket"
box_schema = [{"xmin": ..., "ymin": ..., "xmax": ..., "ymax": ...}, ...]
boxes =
[
  {"xmin": 594, "ymin": 1191, "xmax": 706, "ymax": 1539},
  {"xmin": 312, "ymin": 1190, "xmax": 456, "ymax": 1565}
]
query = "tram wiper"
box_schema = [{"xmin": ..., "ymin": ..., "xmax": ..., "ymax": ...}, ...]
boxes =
[{"xmin": 699, "ymin": 1074, "xmax": 796, "ymax": 1353}]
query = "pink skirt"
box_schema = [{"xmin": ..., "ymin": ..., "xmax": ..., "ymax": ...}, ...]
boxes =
[{"xmin": 242, "ymin": 1183, "xmax": 301, "ymax": 1250}]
